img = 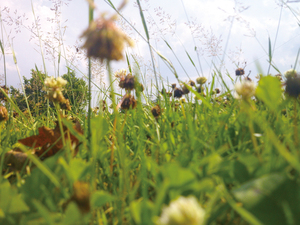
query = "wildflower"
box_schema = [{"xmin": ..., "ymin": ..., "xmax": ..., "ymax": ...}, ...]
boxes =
[
  {"xmin": 0, "ymin": 106, "xmax": 8, "ymax": 122},
  {"xmin": 151, "ymin": 105, "xmax": 161, "ymax": 118},
  {"xmin": 285, "ymin": 74, "xmax": 300, "ymax": 98},
  {"xmin": 174, "ymin": 88, "xmax": 184, "ymax": 98},
  {"xmin": 156, "ymin": 196, "xmax": 205, "ymax": 225},
  {"xmin": 44, "ymin": 76, "xmax": 68, "ymax": 103},
  {"xmin": 235, "ymin": 68, "xmax": 245, "ymax": 76},
  {"xmin": 196, "ymin": 77, "xmax": 207, "ymax": 85},
  {"xmin": 121, "ymin": 94, "xmax": 137, "ymax": 110},
  {"xmin": 81, "ymin": 16, "xmax": 134, "ymax": 62},
  {"xmin": 284, "ymin": 69, "xmax": 298, "ymax": 79},
  {"xmin": 234, "ymin": 80, "xmax": 256, "ymax": 100}
]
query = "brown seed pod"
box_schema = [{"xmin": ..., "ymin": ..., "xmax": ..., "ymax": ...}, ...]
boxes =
[
  {"xmin": 81, "ymin": 17, "xmax": 134, "ymax": 62},
  {"xmin": 174, "ymin": 88, "xmax": 184, "ymax": 98},
  {"xmin": 0, "ymin": 106, "xmax": 8, "ymax": 122},
  {"xmin": 235, "ymin": 68, "xmax": 245, "ymax": 76},
  {"xmin": 151, "ymin": 105, "xmax": 161, "ymax": 118},
  {"xmin": 122, "ymin": 74, "xmax": 135, "ymax": 90},
  {"xmin": 215, "ymin": 88, "xmax": 220, "ymax": 94},
  {"xmin": 196, "ymin": 86, "xmax": 204, "ymax": 93},
  {"xmin": 171, "ymin": 83, "xmax": 176, "ymax": 89},
  {"xmin": 121, "ymin": 94, "xmax": 137, "ymax": 110}
]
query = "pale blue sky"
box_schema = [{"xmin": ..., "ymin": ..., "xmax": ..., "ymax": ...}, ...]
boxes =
[{"xmin": 1, "ymin": 0, "xmax": 300, "ymax": 101}]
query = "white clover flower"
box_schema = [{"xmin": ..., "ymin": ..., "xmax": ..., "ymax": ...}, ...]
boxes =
[
  {"xmin": 157, "ymin": 196, "xmax": 205, "ymax": 225},
  {"xmin": 56, "ymin": 77, "xmax": 67, "ymax": 87},
  {"xmin": 44, "ymin": 76, "xmax": 68, "ymax": 103},
  {"xmin": 284, "ymin": 69, "xmax": 298, "ymax": 79},
  {"xmin": 234, "ymin": 80, "xmax": 256, "ymax": 100}
]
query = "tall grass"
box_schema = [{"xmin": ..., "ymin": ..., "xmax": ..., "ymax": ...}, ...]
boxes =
[{"xmin": 0, "ymin": 1, "xmax": 300, "ymax": 225}]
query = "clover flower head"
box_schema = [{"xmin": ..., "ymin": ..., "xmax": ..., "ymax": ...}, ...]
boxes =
[
  {"xmin": 234, "ymin": 80, "xmax": 256, "ymax": 100},
  {"xmin": 157, "ymin": 196, "xmax": 205, "ymax": 225},
  {"xmin": 44, "ymin": 76, "xmax": 68, "ymax": 104},
  {"xmin": 284, "ymin": 69, "xmax": 298, "ymax": 79}
]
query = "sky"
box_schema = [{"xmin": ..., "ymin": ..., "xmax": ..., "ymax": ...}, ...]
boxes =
[{"xmin": 0, "ymin": 0, "xmax": 300, "ymax": 103}]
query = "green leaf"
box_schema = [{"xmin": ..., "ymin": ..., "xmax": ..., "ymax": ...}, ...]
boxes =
[
  {"xmin": 233, "ymin": 173, "xmax": 300, "ymax": 225},
  {"xmin": 91, "ymin": 191, "xmax": 115, "ymax": 208},
  {"xmin": 256, "ymin": 75, "xmax": 282, "ymax": 111}
]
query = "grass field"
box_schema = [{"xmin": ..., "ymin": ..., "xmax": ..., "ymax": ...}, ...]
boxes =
[{"xmin": 1, "ymin": 1, "xmax": 300, "ymax": 225}]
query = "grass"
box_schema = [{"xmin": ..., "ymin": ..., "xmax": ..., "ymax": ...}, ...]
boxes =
[{"xmin": 1, "ymin": 1, "xmax": 300, "ymax": 225}]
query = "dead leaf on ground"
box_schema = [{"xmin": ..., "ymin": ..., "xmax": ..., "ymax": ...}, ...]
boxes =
[{"xmin": 18, "ymin": 120, "xmax": 83, "ymax": 158}]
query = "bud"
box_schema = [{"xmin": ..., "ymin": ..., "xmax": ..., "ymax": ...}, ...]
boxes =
[
  {"xmin": 156, "ymin": 196, "xmax": 205, "ymax": 225},
  {"xmin": 196, "ymin": 77, "xmax": 207, "ymax": 85}
]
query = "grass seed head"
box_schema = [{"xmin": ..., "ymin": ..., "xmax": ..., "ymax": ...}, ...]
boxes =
[
  {"xmin": 0, "ymin": 106, "xmax": 8, "ymax": 122},
  {"xmin": 81, "ymin": 16, "xmax": 134, "ymax": 62}
]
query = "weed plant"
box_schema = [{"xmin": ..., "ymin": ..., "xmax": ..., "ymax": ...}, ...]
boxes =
[{"xmin": 0, "ymin": 1, "xmax": 300, "ymax": 225}]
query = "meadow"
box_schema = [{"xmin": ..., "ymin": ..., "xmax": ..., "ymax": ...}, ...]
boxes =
[{"xmin": 1, "ymin": 0, "xmax": 300, "ymax": 225}]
